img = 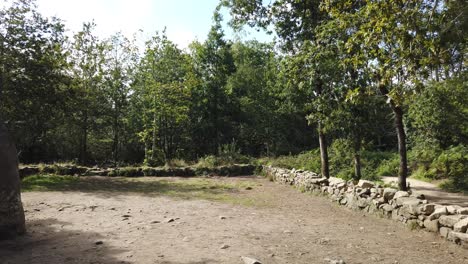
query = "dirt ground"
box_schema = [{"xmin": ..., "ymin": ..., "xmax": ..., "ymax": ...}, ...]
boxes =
[
  {"xmin": 1, "ymin": 176, "xmax": 467, "ymax": 264},
  {"xmin": 383, "ymin": 176, "xmax": 468, "ymax": 207}
]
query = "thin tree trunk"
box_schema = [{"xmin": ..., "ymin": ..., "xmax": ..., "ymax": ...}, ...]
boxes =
[
  {"xmin": 79, "ymin": 112, "xmax": 88, "ymax": 164},
  {"xmin": 378, "ymin": 81, "xmax": 408, "ymax": 191},
  {"xmin": 151, "ymin": 101, "xmax": 157, "ymax": 161},
  {"xmin": 0, "ymin": 123, "xmax": 25, "ymax": 239},
  {"xmin": 318, "ymin": 123, "xmax": 329, "ymax": 179},
  {"xmin": 353, "ymin": 135, "xmax": 362, "ymax": 180},
  {"xmin": 391, "ymin": 105, "xmax": 408, "ymax": 191}
]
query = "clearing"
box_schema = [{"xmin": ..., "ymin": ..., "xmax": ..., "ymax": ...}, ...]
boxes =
[{"xmin": 1, "ymin": 176, "xmax": 467, "ymax": 264}]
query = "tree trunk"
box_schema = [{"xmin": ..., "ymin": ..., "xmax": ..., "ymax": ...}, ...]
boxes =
[
  {"xmin": 353, "ymin": 135, "xmax": 362, "ymax": 180},
  {"xmin": 318, "ymin": 123, "xmax": 330, "ymax": 178},
  {"xmin": 0, "ymin": 124, "xmax": 25, "ymax": 239},
  {"xmin": 378, "ymin": 81, "xmax": 408, "ymax": 191},
  {"xmin": 391, "ymin": 105, "xmax": 408, "ymax": 191}
]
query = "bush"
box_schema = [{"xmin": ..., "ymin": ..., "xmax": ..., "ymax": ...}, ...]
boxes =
[
  {"xmin": 374, "ymin": 154, "xmax": 400, "ymax": 176},
  {"xmin": 196, "ymin": 141, "xmax": 251, "ymax": 168},
  {"xmin": 259, "ymin": 149, "xmax": 322, "ymax": 172}
]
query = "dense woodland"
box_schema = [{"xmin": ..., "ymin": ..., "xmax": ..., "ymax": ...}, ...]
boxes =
[{"xmin": 0, "ymin": 1, "xmax": 466, "ymax": 190}]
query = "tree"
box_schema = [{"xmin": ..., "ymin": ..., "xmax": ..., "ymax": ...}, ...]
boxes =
[
  {"xmin": 321, "ymin": 0, "xmax": 465, "ymax": 190},
  {"xmin": 69, "ymin": 22, "xmax": 106, "ymax": 163},
  {"xmin": 225, "ymin": 0, "xmax": 335, "ymax": 177},
  {"xmin": 0, "ymin": 0, "xmax": 69, "ymax": 162},
  {"xmin": 132, "ymin": 31, "xmax": 192, "ymax": 164},
  {"xmin": 189, "ymin": 8, "xmax": 236, "ymax": 155},
  {"xmin": 102, "ymin": 32, "xmax": 139, "ymax": 163}
]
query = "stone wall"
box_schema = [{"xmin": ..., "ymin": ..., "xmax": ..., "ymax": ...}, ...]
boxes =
[{"xmin": 263, "ymin": 165, "xmax": 468, "ymax": 246}]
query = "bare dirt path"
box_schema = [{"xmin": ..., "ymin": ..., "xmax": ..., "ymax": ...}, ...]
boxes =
[
  {"xmin": 382, "ymin": 176, "xmax": 468, "ymax": 207},
  {"xmin": 1, "ymin": 176, "xmax": 467, "ymax": 264}
]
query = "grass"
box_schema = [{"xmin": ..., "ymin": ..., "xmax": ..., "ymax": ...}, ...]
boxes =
[{"xmin": 21, "ymin": 174, "xmax": 265, "ymax": 207}]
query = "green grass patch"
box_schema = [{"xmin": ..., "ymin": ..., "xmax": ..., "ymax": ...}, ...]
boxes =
[{"xmin": 21, "ymin": 174, "xmax": 264, "ymax": 207}]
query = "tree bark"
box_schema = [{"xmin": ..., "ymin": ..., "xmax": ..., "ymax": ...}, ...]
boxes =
[
  {"xmin": 353, "ymin": 135, "xmax": 362, "ymax": 180},
  {"xmin": 391, "ymin": 105, "xmax": 408, "ymax": 191},
  {"xmin": 318, "ymin": 123, "xmax": 330, "ymax": 179},
  {"xmin": 0, "ymin": 124, "xmax": 25, "ymax": 239},
  {"xmin": 378, "ymin": 81, "xmax": 408, "ymax": 191}
]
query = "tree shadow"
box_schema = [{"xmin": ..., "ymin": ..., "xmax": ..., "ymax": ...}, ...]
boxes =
[
  {"xmin": 21, "ymin": 176, "xmax": 260, "ymax": 201},
  {"xmin": 0, "ymin": 218, "xmax": 130, "ymax": 264}
]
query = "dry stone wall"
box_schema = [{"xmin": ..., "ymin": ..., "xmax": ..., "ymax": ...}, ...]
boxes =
[{"xmin": 263, "ymin": 165, "xmax": 468, "ymax": 247}]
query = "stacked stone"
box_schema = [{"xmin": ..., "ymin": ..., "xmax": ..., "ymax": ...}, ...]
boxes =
[{"xmin": 262, "ymin": 165, "xmax": 468, "ymax": 247}]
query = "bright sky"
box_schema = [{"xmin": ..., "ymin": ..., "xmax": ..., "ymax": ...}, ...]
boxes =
[{"xmin": 30, "ymin": 0, "xmax": 273, "ymax": 49}]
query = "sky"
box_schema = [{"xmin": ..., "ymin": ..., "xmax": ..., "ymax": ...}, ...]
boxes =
[{"xmin": 28, "ymin": 0, "xmax": 273, "ymax": 49}]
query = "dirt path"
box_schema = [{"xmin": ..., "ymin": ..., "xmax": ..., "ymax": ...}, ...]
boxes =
[
  {"xmin": 1, "ymin": 176, "xmax": 467, "ymax": 264},
  {"xmin": 382, "ymin": 176, "xmax": 468, "ymax": 207}
]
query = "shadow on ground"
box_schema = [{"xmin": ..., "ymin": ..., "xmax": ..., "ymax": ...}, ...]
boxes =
[
  {"xmin": 0, "ymin": 218, "xmax": 128, "ymax": 264},
  {"xmin": 20, "ymin": 175, "xmax": 260, "ymax": 202}
]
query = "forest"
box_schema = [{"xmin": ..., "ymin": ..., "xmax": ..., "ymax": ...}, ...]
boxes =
[{"xmin": 0, "ymin": 0, "xmax": 466, "ymax": 191}]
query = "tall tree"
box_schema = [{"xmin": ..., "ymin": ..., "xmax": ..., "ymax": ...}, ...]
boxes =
[
  {"xmin": 69, "ymin": 22, "xmax": 106, "ymax": 163},
  {"xmin": 321, "ymin": 0, "xmax": 466, "ymax": 189},
  {"xmin": 224, "ymin": 0, "xmax": 332, "ymax": 177},
  {"xmin": 189, "ymin": 8, "xmax": 236, "ymax": 155},
  {"xmin": 132, "ymin": 31, "xmax": 192, "ymax": 164},
  {"xmin": 102, "ymin": 32, "xmax": 139, "ymax": 163},
  {"xmin": 0, "ymin": 0, "xmax": 69, "ymax": 162}
]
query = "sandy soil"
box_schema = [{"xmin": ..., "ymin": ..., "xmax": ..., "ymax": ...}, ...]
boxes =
[{"xmin": 1, "ymin": 176, "xmax": 467, "ymax": 264}]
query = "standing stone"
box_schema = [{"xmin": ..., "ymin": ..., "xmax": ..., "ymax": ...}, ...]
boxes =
[{"xmin": 0, "ymin": 124, "xmax": 25, "ymax": 239}]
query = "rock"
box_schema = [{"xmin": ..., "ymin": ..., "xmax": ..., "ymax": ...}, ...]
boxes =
[
  {"xmin": 393, "ymin": 191, "xmax": 410, "ymax": 199},
  {"xmin": 395, "ymin": 197, "xmax": 421, "ymax": 207},
  {"xmin": 447, "ymin": 205, "xmax": 461, "ymax": 215},
  {"xmin": 398, "ymin": 205, "xmax": 418, "ymax": 219},
  {"xmin": 428, "ymin": 206, "xmax": 448, "ymax": 220},
  {"xmin": 381, "ymin": 204, "xmax": 394, "ymax": 212},
  {"xmin": 423, "ymin": 219, "xmax": 439, "ymax": 232},
  {"xmin": 151, "ymin": 220, "xmax": 161, "ymax": 224},
  {"xmin": 439, "ymin": 227, "xmax": 452, "ymax": 238},
  {"xmin": 357, "ymin": 180, "xmax": 374, "ymax": 189},
  {"xmin": 95, "ymin": 241, "xmax": 103, "ymax": 245},
  {"xmin": 245, "ymin": 187, "xmax": 253, "ymax": 190},
  {"xmin": 457, "ymin": 207, "xmax": 468, "ymax": 215},
  {"xmin": 414, "ymin": 194, "xmax": 425, "ymax": 199},
  {"xmin": 357, "ymin": 198, "xmax": 369, "ymax": 208},
  {"xmin": 439, "ymin": 215, "xmax": 467, "ymax": 228},
  {"xmin": 122, "ymin": 215, "xmax": 131, "ymax": 218},
  {"xmin": 454, "ymin": 218, "xmax": 468, "ymax": 233},
  {"xmin": 220, "ymin": 244, "xmax": 229, "ymax": 249},
  {"xmin": 420, "ymin": 204, "xmax": 436, "ymax": 215},
  {"xmin": 324, "ymin": 257, "xmax": 346, "ymax": 264},
  {"xmin": 166, "ymin": 218, "xmax": 175, "ymax": 223},
  {"xmin": 339, "ymin": 198, "xmax": 347, "ymax": 205},
  {"xmin": 241, "ymin": 256, "xmax": 262, "ymax": 264},
  {"xmin": 219, "ymin": 216, "xmax": 227, "ymax": 220},
  {"xmin": 448, "ymin": 231, "xmax": 468, "ymax": 245},
  {"xmin": 383, "ymin": 188, "xmax": 398, "ymax": 201}
]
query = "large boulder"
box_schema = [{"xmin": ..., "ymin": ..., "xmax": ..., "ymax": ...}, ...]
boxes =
[{"xmin": 0, "ymin": 124, "xmax": 25, "ymax": 239}]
